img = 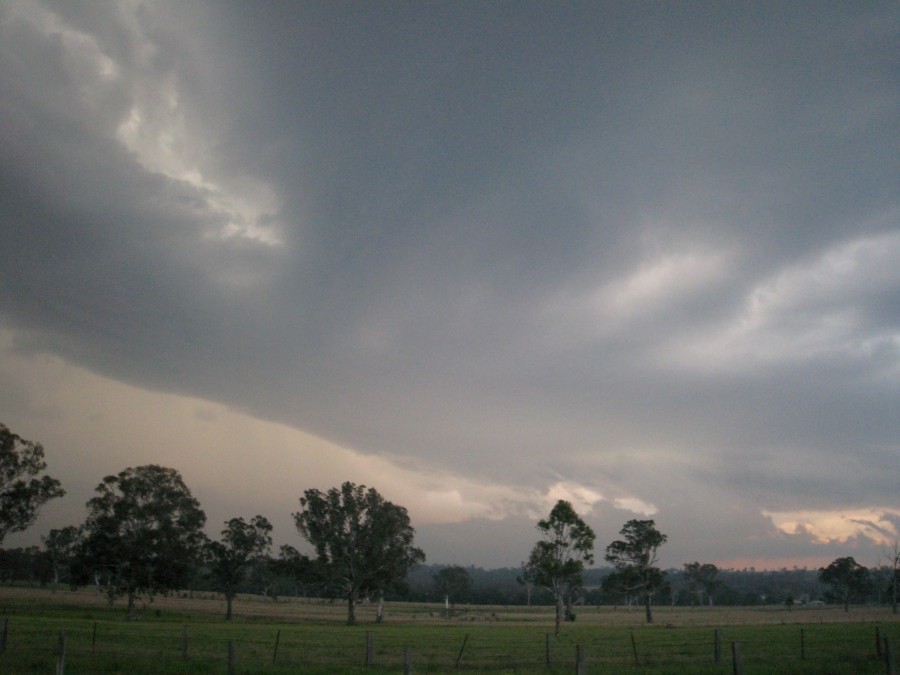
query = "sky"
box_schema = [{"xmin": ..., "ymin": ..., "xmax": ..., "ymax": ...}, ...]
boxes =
[{"xmin": 1, "ymin": 0, "xmax": 898, "ymax": 571}]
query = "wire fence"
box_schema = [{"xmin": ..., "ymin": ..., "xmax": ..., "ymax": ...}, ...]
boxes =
[{"xmin": 2, "ymin": 615, "xmax": 898, "ymax": 674}]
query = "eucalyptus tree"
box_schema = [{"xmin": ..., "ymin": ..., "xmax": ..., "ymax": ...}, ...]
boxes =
[
  {"xmin": 526, "ymin": 499, "xmax": 595, "ymax": 636},
  {"xmin": 81, "ymin": 465, "xmax": 207, "ymax": 618},
  {"xmin": 683, "ymin": 561, "xmax": 720, "ymax": 606},
  {"xmin": 604, "ymin": 519, "xmax": 667, "ymax": 624},
  {"xmin": 0, "ymin": 423, "xmax": 65, "ymax": 544},
  {"xmin": 433, "ymin": 565, "xmax": 472, "ymax": 613},
  {"xmin": 206, "ymin": 515, "xmax": 273, "ymax": 620},
  {"xmin": 819, "ymin": 556, "xmax": 870, "ymax": 611},
  {"xmin": 294, "ymin": 481, "xmax": 425, "ymax": 625},
  {"xmin": 42, "ymin": 525, "xmax": 83, "ymax": 588}
]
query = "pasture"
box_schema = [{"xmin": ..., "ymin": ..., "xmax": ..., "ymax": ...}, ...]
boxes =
[{"xmin": 0, "ymin": 587, "xmax": 898, "ymax": 673}]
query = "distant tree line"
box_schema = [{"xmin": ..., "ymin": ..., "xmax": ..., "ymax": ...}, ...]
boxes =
[{"xmin": 2, "ymin": 422, "xmax": 899, "ymax": 625}]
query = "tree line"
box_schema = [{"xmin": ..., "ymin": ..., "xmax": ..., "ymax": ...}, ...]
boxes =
[{"xmin": 2, "ymin": 423, "xmax": 899, "ymax": 627}]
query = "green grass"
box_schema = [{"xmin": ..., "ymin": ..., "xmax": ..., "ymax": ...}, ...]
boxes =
[{"xmin": 0, "ymin": 588, "xmax": 898, "ymax": 673}]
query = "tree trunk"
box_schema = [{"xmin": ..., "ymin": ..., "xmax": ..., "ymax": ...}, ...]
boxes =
[
  {"xmin": 893, "ymin": 575, "xmax": 897, "ymax": 614},
  {"xmin": 347, "ymin": 591, "xmax": 357, "ymax": 625},
  {"xmin": 555, "ymin": 593, "xmax": 563, "ymax": 637},
  {"xmin": 644, "ymin": 592, "xmax": 653, "ymax": 624},
  {"xmin": 127, "ymin": 590, "xmax": 137, "ymax": 620}
]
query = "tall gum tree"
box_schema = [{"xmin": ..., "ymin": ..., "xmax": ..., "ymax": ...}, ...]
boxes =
[
  {"xmin": 82, "ymin": 465, "xmax": 207, "ymax": 618},
  {"xmin": 526, "ymin": 499, "xmax": 595, "ymax": 636},
  {"xmin": 0, "ymin": 423, "xmax": 65, "ymax": 545},
  {"xmin": 819, "ymin": 556, "xmax": 870, "ymax": 612},
  {"xmin": 206, "ymin": 515, "xmax": 273, "ymax": 620},
  {"xmin": 604, "ymin": 519, "xmax": 667, "ymax": 624},
  {"xmin": 294, "ymin": 482, "xmax": 425, "ymax": 625}
]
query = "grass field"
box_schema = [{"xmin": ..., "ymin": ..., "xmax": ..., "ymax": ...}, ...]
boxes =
[{"xmin": 1, "ymin": 587, "xmax": 898, "ymax": 673}]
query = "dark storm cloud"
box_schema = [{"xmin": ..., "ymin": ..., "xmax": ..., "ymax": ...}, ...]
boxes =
[{"xmin": 1, "ymin": 0, "xmax": 898, "ymax": 565}]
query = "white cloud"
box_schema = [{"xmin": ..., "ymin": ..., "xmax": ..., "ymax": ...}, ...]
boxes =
[
  {"xmin": 764, "ymin": 508, "xmax": 900, "ymax": 546},
  {"xmin": 667, "ymin": 229, "xmax": 900, "ymax": 373},
  {"xmin": 543, "ymin": 245, "xmax": 731, "ymax": 344},
  {"xmin": 7, "ymin": 0, "xmax": 283, "ymax": 251}
]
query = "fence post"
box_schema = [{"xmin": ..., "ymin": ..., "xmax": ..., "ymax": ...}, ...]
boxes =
[
  {"xmin": 91, "ymin": 622, "xmax": 98, "ymax": 656},
  {"xmin": 877, "ymin": 626, "xmax": 883, "ymax": 658},
  {"xmin": 227, "ymin": 639, "xmax": 236, "ymax": 675},
  {"xmin": 575, "ymin": 644, "xmax": 585, "ymax": 675},
  {"xmin": 182, "ymin": 625, "xmax": 189, "ymax": 660},
  {"xmin": 714, "ymin": 629, "xmax": 721, "ymax": 663},
  {"xmin": 56, "ymin": 630, "xmax": 66, "ymax": 675},
  {"xmin": 0, "ymin": 617, "xmax": 8, "ymax": 654},
  {"xmin": 631, "ymin": 631, "xmax": 640, "ymax": 666},
  {"xmin": 365, "ymin": 631, "xmax": 374, "ymax": 666},
  {"xmin": 455, "ymin": 634, "xmax": 468, "ymax": 668},
  {"xmin": 403, "ymin": 646, "xmax": 412, "ymax": 675},
  {"xmin": 886, "ymin": 637, "xmax": 896, "ymax": 675},
  {"xmin": 731, "ymin": 641, "xmax": 743, "ymax": 675},
  {"xmin": 546, "ymin": 633, "xmax": 552, "ymax": 667},
  {"xmin": 273, "ymin": 629, "xmax": 281, "ymax": 664},
  {"xmin": 800, "ymin": 628, "xmax": 805, "ymax": 660}
]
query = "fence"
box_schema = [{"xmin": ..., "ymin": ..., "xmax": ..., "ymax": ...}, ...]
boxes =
[{"xmin": 1, "ymin": 616, "xmax": 898, "ymax": 673}]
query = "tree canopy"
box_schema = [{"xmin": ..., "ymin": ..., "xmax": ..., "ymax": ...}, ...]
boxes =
[
  {"xmin": 206, "ymin": 515, "xmax": 273, "ymax": 620},
  {"xmin": 604, "ymin": 519, "xmax": 668, "ymax": 624},
  {"xmin": 0, "ymin": 423, "xmax": 65, "ymax": 544},
  {"xmin": 81, "ymin": 464, "xmax": 207, "ymax": 617},
  {"xmin": 294, "ymin": 481, "xmax": 425, "ymax": 625},
  {"xmin": 526, "ymin": 499, "xmax": 595, "ymax": 635},
  {"xmin": 433, "ymin": 565, "xmax": 473, "ymax": 612},
  {"xmin": 819, "ymin": 556, "xmax": 870, "ymax": 611},
  {"xmin": 683, "ymin": 561, "xmax": 720, "ymax": 606},
  {"xmin": 41, "ymin": 525, "xmax": 83, "ymax": 588}
]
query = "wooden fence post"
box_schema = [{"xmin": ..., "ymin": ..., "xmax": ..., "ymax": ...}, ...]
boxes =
[
  {"xmin": 546, "ymin": 633, "xmax": 552, "ymax": 667},
  {"xmin": 403, "ymin": 646, "xmax": 412, "ymax": 675},
  {"xmin": 731, "ymin": 641, "xmax": 743, "ymax": 675},
  {"xmin": 575, "ymin": 644, "xmax": 585, "ymax": 675},
  {"xmin": 714, "ymin": 629, "xmax": 721, "ymax": 663},
  {"xmin": 800, "ymin": 628, "xmax": 805, "ymax": 660},
  {"xmin": 91, "ymin": 622, "xmax": 98, "ymax": 656},
  {"xmin": 55, "ymin": 630, "xmax": 66, "ymax": 675},
  {"xmin": 227, "ymin": 639, "xmax": 236, "ymax": 675},
  {"xmin": 455, "ymin": 634, "xmax": 468, "ymax": 668},
  {"xmin": 0, "ymin": 617, "xmax": 8, "ymax": 654},
  {"xmin": 877, "ymin": 626, "xmax": 883, "ymax": 658},
  {"xmin": 365, "ymin": 631, "xmax": 374, "ymax": 666},
  {"xmin": 273, "ymin": 629, "xmax": 281, "ymax": 664},
  {"xmin": 885, "ymin": 636, "xmax": 896, "ymax": 675},
  {"xmin": 182, "ymin": 625, "xmax": 189, "ymax": 660},
  {"xmin": 631, "ymin": 631, "xmax": 639, "ymax": 666}
]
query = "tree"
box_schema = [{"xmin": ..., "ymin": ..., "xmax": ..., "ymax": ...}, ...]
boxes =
[
  {"xmin": 433, "ymin": 565, "xmax": 472, "ymax": 614},
  {"xmin": 0, "ymin": 423, "xmax": 65, "ymax": 544},
  {"xmin": 884, "ymin": 541, "xmax": 899, "ymax": 615},
  {"xmin": 516, "ymin": 560, "xmax": 536, "ymax": 606},
  {"xmin": 604, "ymin": 519, "xmax": 667, "ymax": 624},
  {"xmin": 41, "ymin": 525, "xmax": 83, "ymax": 589},
  {"xmin": 205, "ymin": 515, "xmax": 273, "ymax": 620},
  {"xmin": 270, "ymin": 544, "xmax": 314, "ymax": 598},
  {"xmin": 526, "ymin": 500, "xmax": 595, "ymax": 636},
  {"xmin": 81, "ymin": 465, "xmax": 207, "ymax": 618},
  {"xmin": 293, "ymin": 481, "xmax": 425, "ymax": 625},
  {"xmin": 683, "ymin": 562, "xmax": 720, "ymax": 606},
  {"xmin": 819, "ymin": 556, "xmax": 869, "ymax": 611}
]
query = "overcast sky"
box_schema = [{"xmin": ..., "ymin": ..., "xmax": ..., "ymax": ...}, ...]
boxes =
[{"xmin": 1, "ymin": 1, "xmax": 898, "ymax": 570}]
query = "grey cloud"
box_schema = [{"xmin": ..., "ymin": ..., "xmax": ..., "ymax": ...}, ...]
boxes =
[{"xmin": 1, "ymin": 0, "xmax": 898, "ymax": 567}]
